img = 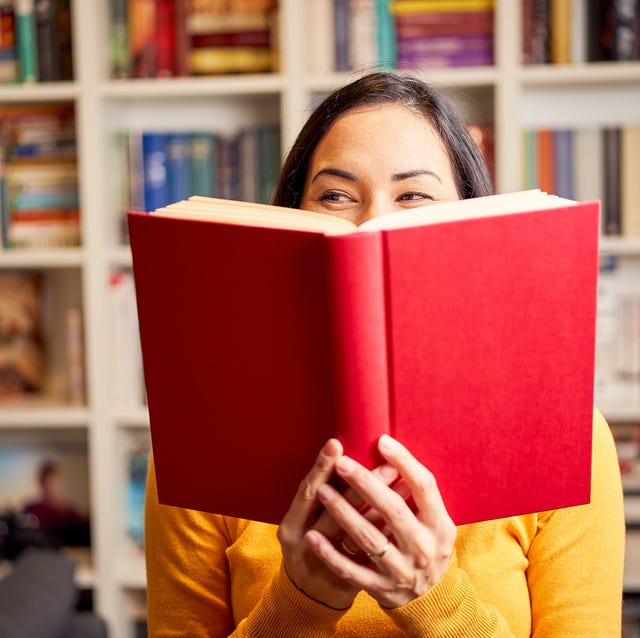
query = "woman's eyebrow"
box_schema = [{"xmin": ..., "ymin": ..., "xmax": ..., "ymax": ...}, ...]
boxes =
[
  {"xmin": 311, "ymin": 167, "xmax": 358, "ymax": 182},
  {"xmin": 392, "ymin": 168, "xmax": 442, "ymax": 183}
]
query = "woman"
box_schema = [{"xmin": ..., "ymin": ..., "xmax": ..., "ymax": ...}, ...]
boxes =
[{"xmin": 144, "ymin": 72, "xmax": 625, "ymax": 636}]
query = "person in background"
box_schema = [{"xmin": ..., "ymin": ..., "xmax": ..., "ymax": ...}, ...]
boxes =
[{"xmin": 144, "ymin": 71, "xmax": 625, "ymax": 637}]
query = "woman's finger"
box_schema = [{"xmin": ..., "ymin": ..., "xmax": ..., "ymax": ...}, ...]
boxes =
[
  {"xmin": 377, "ymin": 434, "xmax": 452, "ymax": 529},
  {"xmin": 279, "ymin": 438, "xmax": 342, "ymax": 538}
]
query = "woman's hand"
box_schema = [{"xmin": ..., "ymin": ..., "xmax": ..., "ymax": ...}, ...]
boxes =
[
  {"xmin": 277, "ymin": 438, "xmax": 399, "ymax": 610},
  {"xmin": 304, "ymin": 434, "xmax": 457, "ymax": 609}
]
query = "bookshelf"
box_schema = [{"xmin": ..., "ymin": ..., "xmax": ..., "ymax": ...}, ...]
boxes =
[{"xmin": 0, "ymin": 1, "xmax": 638, "ymax": 636}]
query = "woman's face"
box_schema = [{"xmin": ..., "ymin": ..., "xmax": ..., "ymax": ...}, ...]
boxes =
[{"xmin": 300, "ymin": 103, "xmax": 460, "ymax": 226}]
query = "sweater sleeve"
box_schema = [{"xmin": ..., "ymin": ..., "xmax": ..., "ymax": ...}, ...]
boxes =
[
  {"xmin": 526, "ymin": 408, "xmax": 625, "ymax": 636},
  {"xmin": 145, "ymin": 455, "xmax": 350, "ymax": 638}
]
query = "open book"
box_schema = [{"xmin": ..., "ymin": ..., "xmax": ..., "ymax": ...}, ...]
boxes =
[{"xmin": 128, "ymin": 190, "xmax": 600, "ymax": 526}]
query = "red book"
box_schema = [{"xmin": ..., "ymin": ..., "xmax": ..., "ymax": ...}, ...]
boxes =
[
  {"xmin": 155, "ymin": 0, "xmax": 176, "ymax": 77},
  {"xmin": 128, "ymin": 190, "xmax": 600, "ymax": 526}
]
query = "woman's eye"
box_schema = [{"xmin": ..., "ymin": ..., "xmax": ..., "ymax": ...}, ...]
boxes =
[
  {"xmin": 396, "ymin": 192, "xmax": 433, "ymax": 202},
  {"xmin": 318, "ymin": 191, "xmax": 352, "ymax": 203}
]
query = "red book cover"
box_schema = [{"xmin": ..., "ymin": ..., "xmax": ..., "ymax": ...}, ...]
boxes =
[{"xmin": 128, "ymin": 191, "xmax": 599, "ymax": 526}]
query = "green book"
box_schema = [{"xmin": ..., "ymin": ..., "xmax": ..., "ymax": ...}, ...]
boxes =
[{"xmin": 15, "ymin": 0, "xmax": 38, "ymax": 83}]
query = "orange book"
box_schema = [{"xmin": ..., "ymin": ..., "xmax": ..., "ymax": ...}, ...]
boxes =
[{"xmin": 536, "ymin": 129, "xmax": 556, "ymax": 195}]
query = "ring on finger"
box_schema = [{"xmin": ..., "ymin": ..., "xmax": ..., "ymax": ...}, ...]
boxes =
[{"xmin": 366, "ymin": 541, "xmax": 391, "ymax": 561}]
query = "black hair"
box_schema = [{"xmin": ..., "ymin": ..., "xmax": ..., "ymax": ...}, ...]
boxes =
[{"xmin": 272, "ymin": 71, "xmax": 494, "ymax": 208}]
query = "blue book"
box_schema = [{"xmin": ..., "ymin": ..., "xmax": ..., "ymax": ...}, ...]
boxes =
[
  {"xmin": 142, "ymin": 132, "xmax": 170, "ymax": 211},
  {"xmin": 167, "ymin": 132, "xmax": 191, "ymax": 204},
  {"xmin": 553, "ymin": 129, "xmax": 574, "ymax": 199}
]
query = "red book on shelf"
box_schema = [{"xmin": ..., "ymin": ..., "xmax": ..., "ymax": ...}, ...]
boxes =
[
  {"xmin": 128, "ymin": 190, "xmax": 599, "ymax": 526},
  {"xmin": 155, "ymin": 0, "xmax": 176, "ymax": 77}
]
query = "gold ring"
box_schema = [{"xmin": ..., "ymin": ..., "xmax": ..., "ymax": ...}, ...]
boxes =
[
  {"xmin": 340, "ymin": 538, "xmax": 359, "ymax": 557},
  {"xmin": 366, "ymin": 541, "xmax": 391, "ymax": 561}
]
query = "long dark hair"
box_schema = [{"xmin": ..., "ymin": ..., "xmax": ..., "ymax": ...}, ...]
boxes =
[{"xmin": 272, "ymin": 71, "xmax": 494, "ymax": 208}]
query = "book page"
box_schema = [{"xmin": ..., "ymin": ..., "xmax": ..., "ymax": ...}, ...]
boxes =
[
  {"xmin": 358, "ymin": 190, "xmax": 577, "ymax": 232},
  {"xmin": 153, "ymin": 196, "xmax": 358, "ymax": 235}
]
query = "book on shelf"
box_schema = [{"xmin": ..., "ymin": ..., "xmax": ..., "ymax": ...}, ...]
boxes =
[
  {"xmin": 14, "ymin": 0, "xmax": 38, "ymax": 82},
  {"xmin": 0, "ymin": 0, "xmax": 17, "ymax": 83},
  {"xmin": 522, "ymin": 125, "xmax": 640, "ymax": 237},
  {"xmin": 390, "ymin": 0, "xmax": 495, "ymax": 68},
  {"xmin": 524, "ymin": 0, "xmax": 640, "ymax": 64},
  {"xmin": 587, "ymin": 0, "xmax": 640, "ymax": 62},
  {"xmin": 110, "ymin": 0, "xmax": 279, "ymax": 78},
  {"xmin": 128, "ymin": 189, "xmax": 599, "ymax": 526},
  {"xmin": 114, "ymin": 125, "xmax": 280, "ymax": 240},
  {"xmin": 308, "ymin": 0, "xmax": 396, "ymax": 73},
  {"xmin": 0, "ymin": 103, "xmax": 80, "ymax": 249}
]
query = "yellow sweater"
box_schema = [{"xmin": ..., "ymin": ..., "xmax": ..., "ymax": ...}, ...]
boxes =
[{"xmin": 145, "ymin": 408, "xmax": 625, "ymax": 637}]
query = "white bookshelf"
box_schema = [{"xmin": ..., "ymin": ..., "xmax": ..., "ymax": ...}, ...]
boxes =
[{"xmin": 0, "ymin": 2, "xmax": 638, "ymax": 636}]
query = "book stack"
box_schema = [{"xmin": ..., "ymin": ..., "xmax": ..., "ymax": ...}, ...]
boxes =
[
  {"xmin": 114, "ymin": 124, "xmax": 280, "ymax": 241},
  {"xmin": 0, "ymin": 0, "xmax": 73, "ymax": 84},
  {"xmin": 390, "ymin": 0, "xmax": 495, "ymax": 69},
  {"xmin": 0, "ymin": 103, "xmax": 80, "ymax": 249},
  {"xmin": 110, "ymin": 0, "xmax": 279, "ymax": 78},
  {"xmin": 523, "ymin": 0, "xmax": 640, "ymax": 65},
  {"xmin": 522, "ymin": 126, "xmax": 640, "ymax": 237}
]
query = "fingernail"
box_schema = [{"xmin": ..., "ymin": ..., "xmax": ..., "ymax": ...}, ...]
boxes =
[
  {"xmin": 379, "ymin": 434, "xmax": 399, "ymax": 452},
  {"xmin": 318, "ymin": 484, "xmax": 334, "ymax": 502},
  {"xmin": 336, "ymin": 456, "xmax": 356, "ymax": 474},
  {"xmin": 378, "ymin": 464, "xmax": 397, "ymax": 482}
]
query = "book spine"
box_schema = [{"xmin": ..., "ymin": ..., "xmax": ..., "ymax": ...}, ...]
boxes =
[
  {"xmin": 602, "ymin": 126, "xmax": 621, "ymax": 235},
  {"xmin": 620, "ymin": 125, "xmax": 640, "ymax": 236},
  {"xmin": 129, "ymin": 0, "xmax": 156, "ymax": 78},
  {"xmin": 174, "ymin": 0, "xmax": 189, "ymax": 75},
  {"xmin": 166, "ymin": 132, "xmax": 191, "ymax": 204},
  {"xmin": 375, "ymin": 0, "xmax": 396, "ymax": 68},
  {"xmin": 334, "ymin": 0, "xmax": 350, "ymax": 71},
  {"xmin": 109, "ymin": 0, "xmax": 130, "ymax": 78},
  {"xmin": 189, "ymin": 132, "xmax": 217, "ymax": 197},
  {"xmin": 155, "ymin": 0, "xmax": 176, "ymax": 77},
  {"xmin": 15, "ymin": 0, "xmax": 39, "ymax": 82},
  {"xmin": 549, "ymin": 0, "xmax": 572, "ymax": 63},
  {"xmin": 142, "ymin": 132, "xmax": 170, "ymax": 212},
  {"xmin": 55, "ymin": 0, "xmax": 72, "ymax": 80},
  {"xmin": 0, "ymin": 1, "xmax": 17, "ymax": 83},
  {"xmin": 34, "ymin": 0, "xmax": 58, "ymax": 81},
  {"xmin": 611, "ymin": 0, "xmax": 640, "ymax": 60},
  {"xmin": 553, "ymin": 128, "xmax": 574, "ymax": 199},
  {"xmin": 536, "ymin": 128, "xmax": 556, "ymax": 194},
  {"xmin": 326, "ymin": 233, "xmax": 391, "ymax": 468},
  {"xmin": 527, "ymin": 0, "xmax": 550, "ymax": 64},
  {"xmin": 256, "ymin": 125, "xmax": 280, "ymax": 205},
  {"xmin": 349, "ymin": 0, "xmax": 377, "ymax": 71}
]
